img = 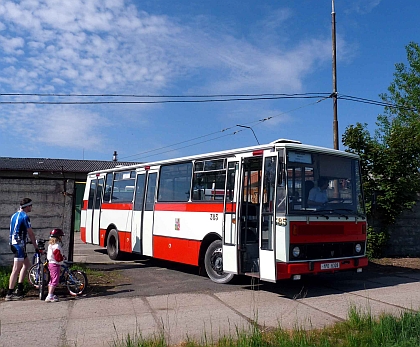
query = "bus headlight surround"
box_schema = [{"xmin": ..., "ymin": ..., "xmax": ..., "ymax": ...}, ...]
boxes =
[
  {"xmin": 292, "ymin": 246, "xmax": 301, "ymax": 258},
  {"xmin": 355, "ymin": 243, "xmax": 362, "ymax": 253}
]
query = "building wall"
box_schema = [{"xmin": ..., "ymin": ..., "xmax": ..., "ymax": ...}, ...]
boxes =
[
  {"xmin": 384, "ymin": 199, "xmax": 420, "ymax": 257},
  {"xmin": 0, "ymin": 178, "xmax": 74, "ymax": 266}
]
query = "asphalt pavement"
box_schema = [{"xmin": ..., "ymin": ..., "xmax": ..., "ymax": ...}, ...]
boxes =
[{"xmin": 1, "ymin": 236, "xmax": 420, "ymax": 347}]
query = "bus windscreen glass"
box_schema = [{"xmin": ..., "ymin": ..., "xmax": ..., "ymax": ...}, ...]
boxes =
[{"xmin": 284, "ymin": 150, "xmax": 365, "ymax": 216}]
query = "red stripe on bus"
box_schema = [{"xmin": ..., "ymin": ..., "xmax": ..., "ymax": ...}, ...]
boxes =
[
  {"xmin": 155, "ymin": 202, "xmax": 236, "ymax": 213},
  {"xmin": 153, "ymin": 235, "xmax": 200, "ymax": 266},
  {"xmin": 119, "ymin": 231, "xmax": 132, "ymax": 253},
  {"xmin": 289, "ymin": 221, "xmax": 367, "ymax": 243},
  {"xmin": 80, "ymin": 227, "xmax": 86, "ymax": 243},
  {"xmin": 99, "ymin": 229, "xmax": 107, "ymax": 247},
  {"xmin": 101, "ymin": 202, "xmax": 133, "ymax": 210},
  {"xmin": 82, "ymin": 200, "xmax": 88, "ymax": 210}
]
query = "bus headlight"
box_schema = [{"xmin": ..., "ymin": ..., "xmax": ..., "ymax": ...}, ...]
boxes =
[
  {"xmin": 355, "ymin": 243, "xmax": 362, "ymax": 253},
  {"xmin": 292, "ymin": 246, "xmax": 300, "ymax": 258}
]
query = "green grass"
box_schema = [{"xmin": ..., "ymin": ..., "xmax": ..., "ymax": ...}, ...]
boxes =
[
  {"xmin": 0, "ymin": 264, "xmax": 105, "ymax": 296},
  {"xmin": 111, "ymin": 307, "xmax": 420, "ymax": 347},
  {"xmin": 0, "ymin": 266, "xmax": 32, "ymax": 295}
]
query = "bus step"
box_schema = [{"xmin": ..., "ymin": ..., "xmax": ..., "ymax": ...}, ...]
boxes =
[{"xmin": 244, "ymin": 272, "xmax": 260, "ymax": 278}]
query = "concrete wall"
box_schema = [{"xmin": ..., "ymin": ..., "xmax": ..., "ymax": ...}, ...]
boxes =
[
  {"xmin": 385, "ymin": 199, "xmax": 420, "ymax": 257},
  {"xmin": 0, "ymin": 178, "xmax": 74, "ymax": 266}
]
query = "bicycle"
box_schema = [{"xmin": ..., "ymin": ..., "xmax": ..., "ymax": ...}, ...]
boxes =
[
  {"xmin": 28, "ymin": 241, "xmax": 88, "ymax": 300},
  {"xmin": 27, "ymin": 239, "xmax": 49, "ymax": 300}
]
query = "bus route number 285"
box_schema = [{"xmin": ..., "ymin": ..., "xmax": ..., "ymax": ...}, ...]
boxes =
[{"xmin": 210, "ymin": 213, "xmax": 219, "ymax": 221}]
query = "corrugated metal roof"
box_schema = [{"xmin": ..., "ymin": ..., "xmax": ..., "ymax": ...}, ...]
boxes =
[{"xmin": 0, "ymin": 157, "xmax": 141, "ymax": 174}]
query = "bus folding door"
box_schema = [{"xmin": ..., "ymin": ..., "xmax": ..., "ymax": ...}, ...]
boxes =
[
  {"xmin": 85, "ymin": 174, "xmax": 105, "ymax": 245},
  {"xmin": 222, "ymin": 159, "xmax": 240, "ymax": 275},
  {"xmin": 259, "ymin": 153, "xmax": 277, "ymax": 282}
]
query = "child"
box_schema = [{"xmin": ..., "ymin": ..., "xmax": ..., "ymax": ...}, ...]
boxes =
[{"xmin": 45, "ymin": 228, "xmax": 65, "ymax": 302}]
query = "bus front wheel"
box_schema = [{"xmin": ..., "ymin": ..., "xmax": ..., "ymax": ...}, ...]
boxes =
[
  {"xmin": 107, "ymin": 229, "xmax": 121, "ymax": 260},
  {"xmin": 204, "ymin": 240, "xmax": 234, "ymax": 284}
]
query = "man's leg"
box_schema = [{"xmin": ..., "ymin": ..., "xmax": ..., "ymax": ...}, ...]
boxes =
[
  {"xmin": 6, "ymin": 245, "xmax": 25, "ymax": 300},
  {"xmin": 16, "ymin": 257, "xmax": 31, "ymax": 295},
  {"xmin": 7, "ymin": 260, "xmax": 23, "ymax": 296}
]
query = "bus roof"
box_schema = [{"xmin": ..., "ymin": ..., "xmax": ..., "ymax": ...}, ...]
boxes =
[{"xmin": 88, "ymin": 140, "xmax": 360, "ymax": 175}]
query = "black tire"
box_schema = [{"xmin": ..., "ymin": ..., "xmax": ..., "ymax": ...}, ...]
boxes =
[
  {"xmin": 66, "ymin": 270, "xmax": 88, "ymax": 296},
  {"xmin": 39, "ymin": 264, "xmax": 48, "ymax": 300},
  {"xmin": 204, "ymin": 240, "xmax": 235, "ymax": 284},
  {"xmin": 107, "ymin": 229, "xmax": 121, "ymax": 260}
]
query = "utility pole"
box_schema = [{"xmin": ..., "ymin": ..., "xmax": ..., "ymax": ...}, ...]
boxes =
[{"xmin": 332, "ymin": 0, "xmax": 339, "ymax": 150}]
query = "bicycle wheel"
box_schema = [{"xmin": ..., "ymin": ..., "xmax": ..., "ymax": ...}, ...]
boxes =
[
  {"xmin": 39, "ymin": 264, "xmax": 48, "ymax": 300},
  {"xmin": 28, "ymin": 264, "xmax": 40, "ymax": 288},
  {"xmin": 66, "ymin": 270, "xmax": 88, "ymax": 296}
]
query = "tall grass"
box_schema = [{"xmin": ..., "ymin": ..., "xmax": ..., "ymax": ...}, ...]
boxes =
[
  {"xmin": 112, "ymin": 308, "xmax": 420, "ymax": 347},
  {"xmin": 0, "ymin": 266, "xmax": 32, "ymax": 295}
]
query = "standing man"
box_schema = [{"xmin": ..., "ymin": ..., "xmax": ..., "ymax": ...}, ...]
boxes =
[{"xmin": 6, "ymin": 198, "xmax": 38, "ymax": 301}]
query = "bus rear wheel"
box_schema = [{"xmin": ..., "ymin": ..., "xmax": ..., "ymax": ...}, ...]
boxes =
[
  {"xmin": 107, "ymin": 229, "xmax": 121, "ymax": 260},
  {"xmin": 204, "ymin": 240, "xmax": 234, "ymax": 284}
]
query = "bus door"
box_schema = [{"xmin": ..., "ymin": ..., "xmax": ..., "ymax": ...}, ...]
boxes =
[
  {"xmin": 131, "ymin": 169, "xmax": 158, "ymax": 256},
  {"xmin": 238, "ymin": 156, "xmax": 262, "ymax": 275},
  {"xmin": 222, "ymin": 159, "xmax": 240, "ymax": 274},
  {"xmin": 86, "ymin": 174, "xmax": 105, "ymax": 244},
  {"xmin": 132, "ymin": 171, "xmax": 146, "ymax": 253},
  {"xmin": 259, "ymin": 153, "xmax": 278, "ymax": 282}
]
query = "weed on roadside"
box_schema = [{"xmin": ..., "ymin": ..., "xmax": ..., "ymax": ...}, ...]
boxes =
[{"xmin": 110, "ymin": 308, "xmax": 420, "ymax": 347}]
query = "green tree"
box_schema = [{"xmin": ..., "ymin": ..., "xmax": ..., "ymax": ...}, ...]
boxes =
[{"xmin": 343, "ymin": 42, "xmax": 420, "ymax": 257}]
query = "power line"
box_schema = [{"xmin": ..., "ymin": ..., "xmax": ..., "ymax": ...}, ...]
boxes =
[
  {"xmin": 120, "ymin": 97, "xmax": 326, "ymax": 161},
  {"xmin": 0, "ymin": 92, "xmax": 330, "ymax": 98},
  {"xmin": 1, "ymin": 92, "xmax": 415, "ymax": 113},
  {"xmin": 0, "ymin": 93, "xmax": 329, "ymax": 105},
  {"xmin": 120, "ymin": 126, "xmax": 236, "ymax": 160},
  {"xmin": 338, "ymin": 94, "xmax": 419, "ymax": 112}
]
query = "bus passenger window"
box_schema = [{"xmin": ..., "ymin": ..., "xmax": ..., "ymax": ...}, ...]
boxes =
[{"xmin": 191, "ymin": 159, "xmax": 227, "ymax": 201}]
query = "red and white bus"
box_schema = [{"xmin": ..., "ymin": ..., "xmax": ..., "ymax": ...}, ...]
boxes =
[{"xmin": 80, "ymin": 139, "xmax": 368, "ymax": 283}]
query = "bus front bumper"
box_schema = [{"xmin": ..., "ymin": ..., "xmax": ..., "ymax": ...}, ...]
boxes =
[{"xmin": 276, "ymin": 256, "xmax": 369, "ymax": 280}]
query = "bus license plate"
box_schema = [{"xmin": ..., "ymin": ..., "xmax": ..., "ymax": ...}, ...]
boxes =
[{"xmin": 321, "ymin": 262, "xmax": 340, "ymax": 270}]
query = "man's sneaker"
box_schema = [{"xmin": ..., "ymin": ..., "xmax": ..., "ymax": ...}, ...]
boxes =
[
  {"xmin": 5, "ymin": 293, "xmax": 24, "ymax": 301},
  {"xmin": 45, "ymin": 295, "xmax": 59, "ymax": 303}
]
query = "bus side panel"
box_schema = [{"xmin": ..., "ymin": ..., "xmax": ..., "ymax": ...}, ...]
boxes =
[
  {"xmin": 80, "ymin": 193, "xmax": 89, "ymax": 244},
  {"xmin": 80, "ymin": 227, "xmax": 86, "ymax": 243},
  {"xmin": 119, "ymin": 231, "xmax": 132, "ymax": 253},
  {"xmin": 153, "ymin": 235, "xmax": 200, "ymax": 266},
  {"xmin": 100, "ymin": 206, "xmax": 134, "ymax": 251},
  {"xmin": 153, "ymin": 207, "xmax": 223, "ymax": 240},
  {"xmin": 153, "ymin": 204, "xmax": 224, "ymax": 265},
  {"xmin": 99, "ymin": 229, "xmax": 107, "ymax": 247}
]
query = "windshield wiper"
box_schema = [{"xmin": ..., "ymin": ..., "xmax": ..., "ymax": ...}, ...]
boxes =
[
  {"xmin": 317, "ymin": 208, "xmax": 348, "ymax": 219},
  {"xmin": 333, "ymin": 208, "xmax": 366, "ymax": 219},
  {"xmin": 308, "ymin": 210, "xmax": 330, "ymax": 219}
]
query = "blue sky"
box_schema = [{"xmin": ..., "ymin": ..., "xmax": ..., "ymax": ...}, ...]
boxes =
[{"xmin": 0, "ymin": 0, "xmax": 418, "ymax": 162}]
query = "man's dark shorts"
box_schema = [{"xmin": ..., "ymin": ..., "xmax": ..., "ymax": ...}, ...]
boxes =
[{"xmin": 11, "ymin": 244, "xmax": 27, "ymax": 261}]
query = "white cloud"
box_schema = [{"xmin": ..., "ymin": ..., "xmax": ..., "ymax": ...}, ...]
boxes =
[
  {"xmin": 0, "ymin": 0, "xmax": 340, "ymax": 153},
  {"xmin": 344, "ymin": 0, "xmax": 382, "ymax": 14},
  {"xmin": 34, "ymin": 108, "xmax": 108, "ymax": 149},
  {"xmin": 0, "ymin": 35, "xmax": 24, "ymax": 54}
]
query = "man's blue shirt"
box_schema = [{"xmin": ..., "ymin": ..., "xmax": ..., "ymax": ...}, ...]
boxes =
[{"xmin": 9, "ymin": 211, "xmax": 32, "ymax": 245}]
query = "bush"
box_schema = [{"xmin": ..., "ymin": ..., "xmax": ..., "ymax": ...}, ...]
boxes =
[{"xmin": 367, "ymin": 227, "xmax": 389, "ymax": 258}]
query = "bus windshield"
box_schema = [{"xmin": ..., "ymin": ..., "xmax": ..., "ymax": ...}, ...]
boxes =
[{"xmin": 282, "ymin": 150, "xmax": 365, "ymax": 216}]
